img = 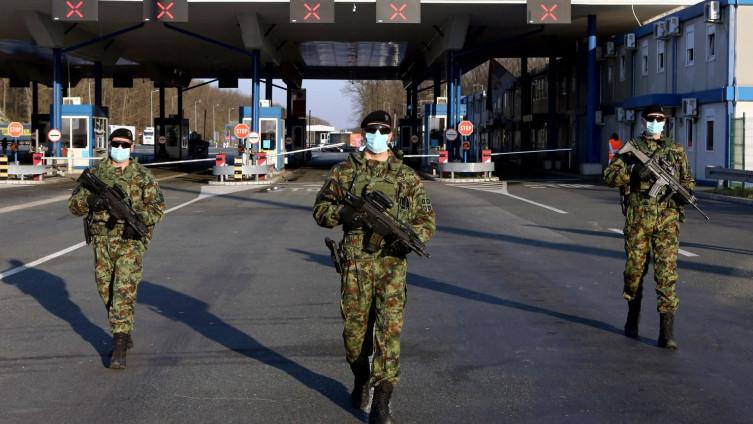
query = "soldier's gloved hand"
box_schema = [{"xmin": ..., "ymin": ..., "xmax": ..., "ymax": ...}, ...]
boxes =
[
  {"xmin": 631, "ymin": 164, "xmax": 653, "ymax": 181},
  {"xmin": 86, "ymin": 194, "xmax": 107, "ymax": 212},
  {"xmin": 387, "ymin": 240, "xmax": 412, "ymax": 257},
  {"xmin": 340, "ymin": 206, "xmax": 366, "ymax": 228}
]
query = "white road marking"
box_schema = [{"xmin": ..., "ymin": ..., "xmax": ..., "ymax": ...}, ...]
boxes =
[
  {"xmin": 0, "ymin": 173, "xmax": 186, "ymax": 215},
  {"xmin": 450, "ymin": 181, "xmax": 568, "ymax": 214},
  {"xmin": 608, "ymin": 228, "xmax": 699, "ymax": 258},
  {"xmin": 0, "ymin": 184, "xmax": 256, "ymax": 281},
  {"xmin": 0, "ymin": 195, "xmax": 70, "ymax": 215}
]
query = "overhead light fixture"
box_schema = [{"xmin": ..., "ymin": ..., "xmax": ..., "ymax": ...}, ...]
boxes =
[{"xmin": 353, "ymin": 2, "xmax": 357, "ymax": 12}]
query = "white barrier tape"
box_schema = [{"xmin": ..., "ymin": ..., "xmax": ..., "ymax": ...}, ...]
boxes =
[
  {"xmin": 403, "ymin": 154, "xmax": 440, "ymax": 158},
  {"xmin": 491, "ymin": 148, "xmax": 573, "ymax": 156},
  {"xmin": 43, "ymin": 157, "xmax": 103, "ymax": 162},
  {"xmin": 265, "ymin": 143, "xmax": 346, "ymax": 158},
  {"xmin": 143, "ymin": 158, "xmax": 216, "ymax": 167}
]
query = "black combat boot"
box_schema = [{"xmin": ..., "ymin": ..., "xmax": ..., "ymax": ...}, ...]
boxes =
[
  {"xmin": 658, "ymin": 312, "xmax": 678, "ymax": 350},
  {"xmin": 624, "ymin": 298, "xmax": 641, "ymax": 338},
  {"xmin": 126, "ymin": 334, "xmax": 134, "ymax": 350},
  {"xmin": 350, "ymin": 358, "xmax": 371, "ymax": 410},
  {"xmin": 110, "ymin": 333, "xmax": 129, "ymax": 369},
  {"xmin": 369, "ymin": 382, "xmax": 394, "ymax": 424}
]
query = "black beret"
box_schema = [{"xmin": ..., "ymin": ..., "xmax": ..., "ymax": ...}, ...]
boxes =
[
  {"xmin": 641, "ymin": 104, "xmax": 665, "ymax": 118},
  {"xmin": 360, "ymin": 110, "xmax": 392, "ymax": 129},
  {"xmin": 109, "ymin": 128, "xmax": 134, "ymax": 142}
]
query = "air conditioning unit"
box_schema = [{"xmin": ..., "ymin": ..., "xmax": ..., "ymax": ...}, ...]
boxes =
[
  {"xmin": 595, "ymin": 110, "xmax": 605, "ymax": 126},
  {"xmin": 616, "ymin": 107, "xmax": 625, "ymax": 122},
  {"xmin": 624, "ymin": 33, "xmax": 637, "ymax": 50},
  {"xmin": 260, "ymin": 99, "xmax": 271, "ymax": 107},
  {"xmin": 63, "ymin": 97, "xmax": 82, "ymax": 105},
  {"xmin": 625, "ymin": 109, "xmax": 636, "ymax": 122},
  {"xmin": 705, "ymin": 1, "xmax": 721, "ymax": 23},
  {"xmin": 605, "ymin": 41, "xmax": 616, "ymax": 58},
  {"xmin": 436, "ymin": 97, "xmax": 448, "ymax": 105},
  {"xmin": 682, "ymin": 98, "xmax": 698, "ymax": 117},
  {"xmin": 667, "ymin": 17, "xmax": 681, "ymax": 36},
  {"xmin": 654, "ymin": 21, "xmax": 668, "ymax": 39}
]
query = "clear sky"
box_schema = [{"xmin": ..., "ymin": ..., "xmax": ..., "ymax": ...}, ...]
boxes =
[{"xmin": 235, "ymin": 79, "xmax": 357, "ymax": 130}]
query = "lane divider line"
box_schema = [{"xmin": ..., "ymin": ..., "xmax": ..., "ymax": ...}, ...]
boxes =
[
  {"xmin": 450, "ymin": 181, "xmax": 568, "ymax": 214},
  {"xmin": 0, "ymin": 173, "xmax": 187, "ymax": 215},
  {"xmin": 608, "ymin": 228, "xmax": 699, "ymax": 258},
  {"xmin": 0, "ymin": 184, "xmax": 254, "ymax": 281}
]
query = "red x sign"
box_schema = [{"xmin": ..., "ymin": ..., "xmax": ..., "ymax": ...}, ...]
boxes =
[
  {"xmin": 304, "ymin": 2, "xmax": 321, "ymax": 20},
  {"xmin": 157, "ymin": 1, "xmax": 174, "ymax": 20},
  {"xmin": 390, "ymin": 3, "xmax": 407, "ymax": 21},
  {"xmin": 540, "ymin": 3, "xmax": 558, "ymax": 21},
  {"xmin": 66, "ymin": 1, "xmax": 84, "ymax": 18}
]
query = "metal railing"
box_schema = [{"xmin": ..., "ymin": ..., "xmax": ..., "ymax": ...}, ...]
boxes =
[{"xmin": 705, "ymin": 166, "xmax": 753, "ymax": 185}]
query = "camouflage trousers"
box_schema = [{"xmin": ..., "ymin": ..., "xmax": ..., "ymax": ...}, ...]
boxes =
[
  {"xmin": 623, "ymin": 204, "xmax": 681, "ymax": 313},
  {"xmin": 341, "ymin": 255, "xmax": 407, "ymax": 387},
  {"xmin": 92, "ymin": 237, "xmax": 145, "ymax": 334}
]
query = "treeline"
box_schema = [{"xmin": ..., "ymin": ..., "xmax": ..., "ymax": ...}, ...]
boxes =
[{"xmin": 0, "ymin": 79, "xmax": 330, "ymax": 139}]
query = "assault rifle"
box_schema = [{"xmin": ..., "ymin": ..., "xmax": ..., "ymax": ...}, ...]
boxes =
[
  {"xmin": 617, "ymin": 141, "xmax": 710, "ymax": 220},
  {"xmin": 324, "ymin": 179, "xmax": 431, "ymax": 258},
  {"xmin": 77, "ymin": 170, "xmax": 149, "ymax": 242}
]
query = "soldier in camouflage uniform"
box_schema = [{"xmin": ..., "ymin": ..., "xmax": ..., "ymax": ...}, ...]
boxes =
[
  {"xmin": 68, "ymin": 128, "xmax": 165, "ymax": 369},
  {"xmin": 603, "ymin": 105, "xmax": 695, "ymax": 350},
  {"xmin": 313, "ymin": 111, "xmax": 436, "ymax": 424}
]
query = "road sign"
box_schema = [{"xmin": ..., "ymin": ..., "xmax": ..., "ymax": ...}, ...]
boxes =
[
  {"xmin": 7, "ymin": 122, "xmax": 24, "ymax": 138},
  {"xmin": 410, "ymin": 135, "xmax": 419, "ymax": 144},
  {"xmin": 444, "ymin": 128, "xmax": 458, "ymax": 142},
  {"xmin": 377, "ymin": 0, "xmax": 421, "ymax": 24},
  {"xmin": 248, "ymin": 132, "xmax": 261, "ymax": 144},
  {"xmin": 52, "ymin": 0, "xmax": 99, "ymax": 22},
  {"xmin": 462, "ymin": 141, "xmax": 471, "ymax": 151},
  {"xmin": 234, "ymin": 123, "xmax": 251, "ymax": 139},
  {"xmin": 48, "ymin": 129, "xmax": 62, "ymax": 143},
  {"xmin": 290, "ymin": 0, "xmax": 335, "ymax": 23},
  {"xmin": 458, "ymin": 120, "xmax": 474, "ymax": 137},
  {"xmin": 527, "ymin": 0, "xmax": 571, "ymax": 24},
  {"xmin": 144, "ymin": 0, "xmax": 188, "ymax": 22}
]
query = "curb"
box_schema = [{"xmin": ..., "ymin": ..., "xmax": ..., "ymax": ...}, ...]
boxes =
[
  {"xmin": 207, "ymin": 173, "xmax": 284, "ymax": 186},
  {"xmin": 696, "ymin": 190, "xmax": 753, "ymax": 206},
  {"xmin": 418, "ymin": 171, "xmax": 499, "ymax": 183}
]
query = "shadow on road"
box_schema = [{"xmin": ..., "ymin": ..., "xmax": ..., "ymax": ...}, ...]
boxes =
[
  {"xmin": 438, "ymin": 225, "xmax": 753, "ymax": 278},
  {"xmin": 287, "ymin": 248, "xmax": 655, "ymax": 345},
  {"xmin": 138, "ymin": 281, "xmax": 365, "ymax": 421},
  {"xmin": 1, "ymin": 259, "xmax": 111, "ymax": 366}
]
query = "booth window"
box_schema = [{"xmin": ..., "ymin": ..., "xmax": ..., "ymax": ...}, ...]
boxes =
[
  {"xmin": 706, "ymin": 24, "xmax": 716, "ymax": 62},
  {"xmin": 686, "ymin": 119, "xmax": 694, "ymax": 150},
  {"xmin": 657, "ymin": 40, "xmax": 665, "ymax": 73},
  {"xmin": 71, "ymin": 118, "xmax": 87, "ymax": 148},
  {"xmin": 685, "ymin": 25, "xmax": 695, "ymax": 66},
  {"xmin": 706, "ymin": 120, "xmax": 714, "ymax": 151},
  {"xmin": 619, "ymin": 54, "xmax": 626, "ymax": 82},
  {"xmin": 261, "ymin": 119, "xmax": 276, "ymax": 150}
]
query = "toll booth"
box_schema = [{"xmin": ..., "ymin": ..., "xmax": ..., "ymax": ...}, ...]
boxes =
[
  {"xmin": 422, "ymin": 104, "xmax": 447, "ymax": 169},
  {"xmin": 154, "ymin": 115, "xmax": 189, "ymax": 161},
  {"xmin": 48, "ymin": 104, "xmax": 108, "ymax": 169},
  {"xmin": 397, "ymin": 118, "xmax": 421, "ymax": 155},
  {"xmin": 240, "ymin": 105, "xmax": 285, "ymax": 169}
]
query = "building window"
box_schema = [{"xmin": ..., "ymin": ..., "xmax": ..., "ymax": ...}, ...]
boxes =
[
  {"xmin": 706, "ymin": 120, "xmax": 714, "ymax": 151},
  {"xmin": 686, "ymin": 25, "xmax": 695, "ymax": 66},
  {"xmin": 657, "ymin": 40, "xmax": 665, "ymax": 73},
  {"xmin": 706, "ymin": 24, "xmax": 716, "ymax": 62},
  {"xmin": 619, "ymin": 54, "xmax": 626, "ymax": 81},
  {"xmin": 641, "ymin": 39, "xmax": 649, "ymax": 76},
  {"xmin": 686, "ymin": 119, "xmax": 693, "ymax": 150},
  {"xmin": 607, "ymin": 65, "xmax": 613, "ymax": 83}
]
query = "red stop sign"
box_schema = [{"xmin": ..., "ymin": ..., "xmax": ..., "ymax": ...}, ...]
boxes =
[
  {"xmin": 234, "ymin": 123, "xmax": 251, "ymax": 139},
  {"xmin": 458, "ymin": 120, "xmax": 474, "ymax": 136},
  {"xmin": 7, "ymin": 122, "xmax": 24, "ymax": 138}
]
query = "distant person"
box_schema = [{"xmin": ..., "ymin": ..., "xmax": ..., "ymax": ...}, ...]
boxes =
[
  {"xmin": 313, "ymin": 110, "xmax": 436, "ymax": 423},
  {"xmin": 10, "ymin": 140, "xmax": 18, "ymax": 163},
  {"xmin": 68, "ymin": 128, "xmax": 165, "ymax": 369},
  {"xmin": 603, "ymin": 105, "xmax": 694, "ymax": 350},
  {"xmin": 1, "ymin": 137, "xmax": 7, "ymax": 155},
  {"xmin": 608, "ymin": 132, "xmax": 622, "ymax": 163}
]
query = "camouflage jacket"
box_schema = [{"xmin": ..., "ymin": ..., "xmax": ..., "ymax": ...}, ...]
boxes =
[
  {"xmin": 603, "ymin": 133, "xmax": 695, "ymax": 211},
  {"xmin": 313, "ymin": 151, "xmax": 436, "ymax": 259},
  {"xmin": 68, "ymin": 158, "xmax": 165, "ymax": 245}
]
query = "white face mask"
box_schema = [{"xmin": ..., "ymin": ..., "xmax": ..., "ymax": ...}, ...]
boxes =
[{"xmin": 110, "ymin": 146, "xmax": 130, "ymax": 163}]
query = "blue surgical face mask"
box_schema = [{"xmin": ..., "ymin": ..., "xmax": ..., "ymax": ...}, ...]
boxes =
[
  {"xmin": 365, "ymin": 132, "xmax": 390, "ymax": 154},
  {"xmin": 646, "ymin": 120, "xmax": 665, "ymax": 136},
  {"xmin": 110, "ymin": 146, "xmax": 131, "ymax": 163}
]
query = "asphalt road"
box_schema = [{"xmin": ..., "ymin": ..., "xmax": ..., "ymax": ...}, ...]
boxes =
[{"xmin": 1, "ymin": 167, "xmax": 752, "ymax": 424}]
